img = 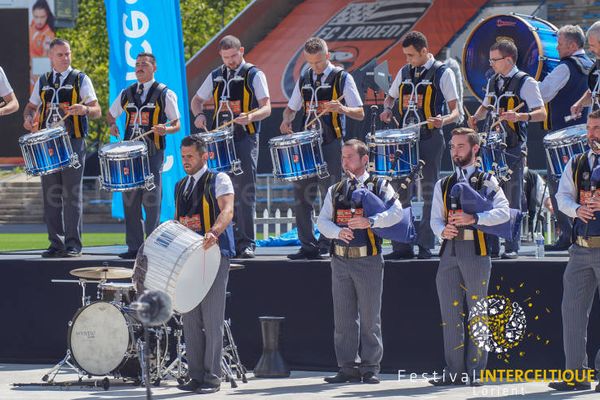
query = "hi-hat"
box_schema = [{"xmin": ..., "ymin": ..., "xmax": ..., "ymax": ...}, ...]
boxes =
[{"xmin": 70, "ymin": 266, "xmax": 133, "ymax": 280}]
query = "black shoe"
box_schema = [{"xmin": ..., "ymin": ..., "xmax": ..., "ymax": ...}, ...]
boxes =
[
  {"xmin": 544, "ymin": 242, "xmax": 570, "ymax": 252},
  {"xmin": 490, "ymin": 253, "xmax": 500, "ymax": 259},
  {"xmin": 118, "ymin": 250, "xmax": 138, "ymax": 260},
  {"xmin": 65, "ymin": 248, "xmax": 82, "ymax": 257},
  {"xmin": 196, "ymin": 383, "xmax": 220, "ymax": 394},
  {"xmin": 470, "ymin": 378, "xmax": 483, "ymax": 387},
  {"xmin": 501, "ymin": 251, "xmax": 518, "ymax": 260},
  {"xmin": 319, "ymin": 247, "xmax": 330, "ymax": 257},
  {"xmin": 324, "ymin": 371, "xmax": 361, "ymax": 384},
  {"xmin": 417, "ymin": 246, "xmax": 432, "ymax": 259},
  {"xmin": 287, "ymin": 248, "xmax": 322, "ymax": 260},
  {"xmin": 238, "ymin": 248, "xmax": 255, "ymax": 259},
  {"xmin": 383, "ymin": 250, "xmax": 414, "ymax": 260},
  {"xmin": 548, "ymin": 381, "xmax": 591, "ymax": 391},
  {"xmin": 41, "ymin": 248, "xmax": 65, "ymax": 258},
  {"xmin": 362, "ymin": 372, "xmax": 380, "ymax": 384},
  {"xmin": 595, "ymin": 382, "xmax": 600, "ymax": 392},
  {"xmin": 177, "ymin": 378, "xmax": 202, "ymax": 392}
]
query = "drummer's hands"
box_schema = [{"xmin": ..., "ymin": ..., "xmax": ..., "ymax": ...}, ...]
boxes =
[
  {"xmin": 576, "ymin": 204, "xmax": 595, "ymax": 223},
  {"xmin": 428, "ymin": 114, "xmax": 444, "ymax": 129},
  {"xmin": 348, "ymin": 216, "xmax": 370, "ymax": 229},
  {"xmin": 234, "ymin": 112, "xmax": 253, "ymax": 126},
  {"xmin": 441, "ymin": 224, "xmax": 459, "ymax": 240},
  {"xmin": 203, "ymin": 230, "xmax": 219, "ymax": 249},
  {"xmin": 467, "ymin": 115, "xmax": 478, "ymax": 130},
  {"xmin": 109, "ymin": 123, "xmax": 120, "ymax": 138},
  {"xmin": 571, "ymin": 102, "xmax": 584, "ymax": 119},
  {"xmin": 194, "ymin": 114, "xmax": 207, "ymax": 130},
  {"xmin": 23, "ymin": 115, "xmax": 34, "ymax": 131},
  {"xmin": 280, "ymin": 120, "xmax": 293, "ymax": 134},
  {"xmin": 500, "ymin": 110, "xmax": 519, "ymax": 123},
  {"xmin": 154, "ymin": 124, "xmax": 167, "ymax": 136},
  {"xmin": 337, "ymin": 227, "xmax": 354, "ymax": 244},
  {"xmin": 323, "ymin": 100, "xmax": 345, "ymax": 114},
  {"xmin": 66, "ymin": 103, "xmax": 88, "ymax": 116},
  {"xmin": 449, "ymin": 212, "xmax": 476, "ymax": 227},
  {"xmin": 379, "ymin": 109, "xmax": 392, "ymax": 123}
]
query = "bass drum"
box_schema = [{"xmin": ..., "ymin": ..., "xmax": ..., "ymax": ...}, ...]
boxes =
[{"xmin": 462, "ymin": 13, "xmax": 559, "ymax": 101}]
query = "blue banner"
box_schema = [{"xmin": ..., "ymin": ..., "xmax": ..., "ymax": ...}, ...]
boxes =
[{"xmin": 105, "ymin": 0, "xmax": 189, "ymax": 222}]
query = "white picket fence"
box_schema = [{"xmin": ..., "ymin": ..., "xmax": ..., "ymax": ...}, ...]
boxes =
[{"xmin": 253, "ymin": 208, "xmax": 297, "ymax": 239}]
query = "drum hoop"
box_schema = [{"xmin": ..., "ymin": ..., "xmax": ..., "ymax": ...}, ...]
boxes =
[
  {"xmin": 19, "ymin": 128, "xmax": 68, "ymax": 145},
  {"xmin": 269, "ymin": 131, "xmax": 319, "ymax": 147},
  {"xmin": 201, "ymin": 130, "xmax": 233, "ymax": 142}
]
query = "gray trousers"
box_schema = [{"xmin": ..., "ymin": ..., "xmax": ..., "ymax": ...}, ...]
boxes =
[
  {"xmin": 547, "ymin": 172, "xmax": 572, "ymax": 245},
  {"xmin": 41, "ymin": 137, "xmax": 86, "ymax": 251},
  {"xmin": 436, "ymin": 240, "xmax": 491, "ymax": 376},
  {"xmin": 231, "ymin": 133, "xmax": 258, "ymax": 252},
  {"xmin": 182, "ymin": 255, "xmax": 230, "ymax": 385},
  {"xmin": 294, "ymin": 139, "xmax": 342, "ymax": 253},
  {"xmin": 561, "ymin": 244, "xmax": 600, "ymax": 370},
  {"xmin": 392, "ymin": 129, "xmax": 445, "ymax": 252},
  {"xmin": 331, "ymin": 254, "xmax": 384, "ymax": 375},
  {"xmin": 122, "ymin": 150, "xmax": 163, "ymax": 252}
]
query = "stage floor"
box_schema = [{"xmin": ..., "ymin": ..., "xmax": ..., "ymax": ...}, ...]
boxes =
[{"xmin": 4, "ymin": 364, "xmax": 598, "ymax": 399}]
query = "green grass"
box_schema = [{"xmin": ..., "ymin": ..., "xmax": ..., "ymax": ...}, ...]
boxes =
[{"xmin": 0, "ymin": 233, "xmax": 126, "ymax": 252}]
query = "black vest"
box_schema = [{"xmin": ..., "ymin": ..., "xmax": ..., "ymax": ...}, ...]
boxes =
[
  {"xmin": 571, "ymin": 153, "xmax": 600, "ymax": 237},
  {"xmin": 588, "ymin": 60, "xmax": 600, "ymax": 111},
  {"xmin": 486, "ymin": 71, "xmax": 529, "ymax": 147},
  {"xmin": 38, "ymin": 69, "xmax": 89, "ymax": 138}
]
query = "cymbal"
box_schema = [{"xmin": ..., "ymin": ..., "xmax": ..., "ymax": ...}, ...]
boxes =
[
  {"xmin": 70, "ymin": 266, "xmax": 133, "ymax": 280},
  {"xmin": 229, "ymin": 263, "xmax": 245, "ymax": 271}
]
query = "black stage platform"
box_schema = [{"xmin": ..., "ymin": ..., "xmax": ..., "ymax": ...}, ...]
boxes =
[{"xmin": 2, "ymin": 248, "xmax": 600, "ymax": 374}]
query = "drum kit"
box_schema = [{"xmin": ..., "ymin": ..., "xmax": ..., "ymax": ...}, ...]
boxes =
[{"xmin": 43, "ymin": 220, "xmax": 247, "ymax": 390}]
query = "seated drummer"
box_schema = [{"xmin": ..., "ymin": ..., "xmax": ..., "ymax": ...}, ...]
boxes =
[
  {"xmin": 106, "ymin": 52, "xmax": 180, "ymax": 260},
  {"xmin": 280, "ymin": 37, "xmax": 364, "ymax": 260},
  {"xmin": 175, "ymin": 135, "xmax": 235, "ymax": 394}
]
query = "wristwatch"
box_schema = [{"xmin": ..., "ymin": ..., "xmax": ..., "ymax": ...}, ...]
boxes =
[{"xmin": 368, "ymin": 217, "xmax": 375, "ymax": 227}]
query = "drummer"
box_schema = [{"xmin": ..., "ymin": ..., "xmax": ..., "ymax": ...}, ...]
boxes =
[
  {"xmin": 175, "ymin": 135, "xmax": 235, "ymax": 394},
  {"xmin": 571, "ymin": 21, "xmax": 600, "ymax": 116},
  {"xmin": 0, "ymin": 66, "xmax": 19, "ymax": 116},
  {"xmin": 539, "ymin": 25, "xmax": 592, "ymax": 252},
  {"xmin": 380, "ymin": 31, "xmax": 461, "ymax": 260},
  {"xmin": 280, "ymin": 37, "xmax": 364, "ymax": 260},
  {"xmin": 107, "ymin": 52, "xmax": 181, "ymax": 260},
  {"xmin": 22, "ymin": 38, "xmax": 101, "ymax": 258},
  {"xmin": 190, "ymin": 35, "xmax": 271, "ymax": 259},
  {"xmin": 468, "ymin": 40, "xmax": 546, "ymax": 259}
]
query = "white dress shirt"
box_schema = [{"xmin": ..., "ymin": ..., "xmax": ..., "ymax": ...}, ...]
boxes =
[
  {"xmin": 0, "ymin": 67, "xmax": 14, "ymax": 98},
  {"xmin": 195, "ymin": 60, "xmax": 270, "ymax": 101},
  {"xmin": 539, "ymin": 49, "xmax": 586, "ymax": 103},
  {"xmin": 556, "ymin": 150, "xmax": 600, "ymax": 218},
  {"xmin": 430, "ymin": 165, "xmax": 510, "ymax": 238},
  {"xmin": 29, "ymin": 66, "xmax": 97, "ymax": 106},
  {"xmin": 482, "ymin": 66, "xmax": 544, "ymax": 110},
  {"xmin": 184, "ymin": 164, "xmax": 234, "ymax": 199},
  {"xmin": 317, "ymin": 171, "xmax": 403, "ymax": 240},
  {"xmin": 388, "ymin": 54, "xmax": 459, "ymax": 103},
  {"xmin": 109, "ymin": 79, "xmax": 180, "ymax": 120},
  {"xmin": 287, "ymin": 62, "xmax": 363, "ymax": 112}
]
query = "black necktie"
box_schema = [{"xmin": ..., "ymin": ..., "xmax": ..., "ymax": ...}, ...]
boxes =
[
  {"xmin": 593, "ymin": 154, "xmax": 599, "ymax": 170},
  {"xmin": 135, "ymin": 83, "xmax": 143, "ymax": 104},
  {"xmin": 315, "ymin": 73, "xmax": 324, "ymax": 87},
  {"xmin": 227, "ymin": 69, "xmax": 235, "ymax": 81},
  {"xmin": 53, "ymin": 72, "xmax": 60, "ymax": 88},
  {"xmin": 184, "ymin": 176, "xmax": 195, "ymax": 199},
  {"xmin": 414, "ymin": 66, "xmax": 424, "ymax": 79}
]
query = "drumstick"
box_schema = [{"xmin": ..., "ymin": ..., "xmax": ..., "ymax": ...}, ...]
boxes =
[
  {"xmin": 135, "ymin": 118, "xmax": 180, "ymax": 140},
  {"xmin": 213, "ymin": 108, "xmax": 260, "ymax": 131},
  {"xmin": 392, "ymin": 116, "xmax": 401, "ymax": 128},
  {"xmin": 305, "ymin": 94, "xmax": 346, "ymax": 129},
  {"xmin": 57, "ymin": 96, "xmax": 91, "ymax": 124},
  {"xmin": 463, "ymin": 104, "xmax": 472, "ymax": 119},
  {"xmin": 489, "ymin": 102, "xmax": 525, "ymax": 130},
  {"xmin": 402, "ymin": 114, "xmax": 452, "ymax": 130}
]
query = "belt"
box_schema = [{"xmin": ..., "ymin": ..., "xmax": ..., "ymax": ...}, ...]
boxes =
[
  {"xmin": 575, "ymin": 236, "xmax": 600, "ymax": 248},
  {"xmin": 454, "ymin": 229, "xmax": 475, "ymax": 241},
  {"xmin": 333, "ymin": 244, "xmax": 368, "ymax": 258}
]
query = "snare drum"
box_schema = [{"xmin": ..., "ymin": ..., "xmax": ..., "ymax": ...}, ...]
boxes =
[
  {"xmin": 98, "ymin": 141, "xmax": 154, "ymax": 192},
  {"xmin": 477, "ymin": 132, "xmax": 509, "ymax": 179},
  {"xmin": 134, "ymin": 220, "xmax": 221, "ymax": 313},
  {"xmin": 269, "ymin": 130, "xmax": 328, "ymax": 181},
  {"xmin": 197, "ymin": 130, "xmax": 242, "ymax": 174},
  {"xmin": 544, "ymin": 124, "xmax": 589, "ymax": 178},
  {"xmin": 98, "ymin": 282, "xmax": 136, "ymax": 305},
  {"xmin": 367, "ymin": 128, "xmax": 419, "ymax": 178},
  {"xmin": 19, "ymin": 127, "xmax": 80, "ymax": 176}
]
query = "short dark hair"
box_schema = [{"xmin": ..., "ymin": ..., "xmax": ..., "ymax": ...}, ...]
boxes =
[
  {"xmin": 304, "ymin": 37, "xmax": 328, "ymax": 55},
  {"xmin": 49, "ymin": 38, "xmax": 70, "ymax": 49},
  {"xmin": 402, "ymin": 31, "xmax": 428, "ymax": 52},
  {"xmin": 343, "ymin": 139, "xmax": 369, "ymax": 158},
  {"xmin": 181, "ymin": 135, "xmax": 207, "ymax": 154},
  {"xmin": 136, "ymin": 52, "xmax": 156, "ymax": 65},
  {"xmin": 490, "ymin": 40, "xmax": 518, "ymax": 63},
  {"xmin": 451, "ymin": 127, "xmax": 480, "ymax": 147},
  {"xmin": 218, "ymin": 35, "xmax": 241, "ymax": 51},
  {"xmin": 589, "ymin": 109, "xmax": 600, "ymax": 120}
]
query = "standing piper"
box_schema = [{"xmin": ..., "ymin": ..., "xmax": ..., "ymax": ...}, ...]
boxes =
[
  {"xmin": 468, "ymin": 40, "xmax": 546, "ymax": 259},
  {"xmin": 107, "ymin": 52, "xmax": 181, "ymax": 259},
  {"xmin": 380, "ymin": 31, "xmax": 461, "ymax": 260},
  {"xmin": 0, "ymin": 66, "xmax": 19, "ymax": 116},
  {"xmin": 191, "ymin": 35, "xmax": 271, "ymax": 259},
  {"xmin": 571, "ymin": 21, "xmax": 600, "ymax": 116},
  {"xmin": 317, "ymin": 139, "xmax": 402, "ymax": 384},
  {"xmin": 539, "ymin": 25, "xmax": 592, "ymax": 251},
  {"xmin": 429, "ymin": 128, "xmax": 509, "ymax": 387},
  {"xmin": 281, "ymin": 37, "xmax": 364, "ymax": 260},
  {"xmin": 22, "ymin": 38, "xmax": 101, "ymax": 257},
  {"xmin": 549, "ymin": 110, "xmax": 600, "ymax": 392}
]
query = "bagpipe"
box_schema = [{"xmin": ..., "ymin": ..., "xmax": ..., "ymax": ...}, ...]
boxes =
[
  {"xmin": 583, "ymin": 164, "xmax": 600, "ymax": 237},
  {"xmin": 449, "ymin": 176, "xmax": 523, "ymax": 242}
]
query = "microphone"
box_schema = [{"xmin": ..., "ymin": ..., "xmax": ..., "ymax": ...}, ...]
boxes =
[
  {"xmin": 370, "ymin": 105, "xmax": 378, "ymax": 136},
  {"xmin": 130, "ymin": 290, "xmax": 173, "ymax": 326}
]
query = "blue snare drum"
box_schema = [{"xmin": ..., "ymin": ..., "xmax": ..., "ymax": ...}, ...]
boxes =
[
  {"xmin": 19, "ymin": 127, "xmax": 80, "ymax": 176},
  {"xmin": 98, "ymin": 141, "xmax": 154, "ymax": 191},
  {"xmin": 367, "ymin": 128, "xmax": 419, "ymax": 178},
  {"xmin": 197, "ymin": 130, "xmax": 242, "ymax": 175},
  {"xmin": 463, "ymin": 13, "xmax": 559, "ymax": 101},
  {"xmin": 477, "ymin": 131, "xmax": 509, "ymax": 179},
  {"xmin": 544, "ymin": 124, "xmax": 589, "ymax": 178},
  {"xmin": 269, "ymin": 130, "xmax": 328, "ymax": 181}
]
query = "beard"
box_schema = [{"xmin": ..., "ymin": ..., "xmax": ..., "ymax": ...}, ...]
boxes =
[{"xmin": 453, "ymin": 150, "xmax": 476, "ymax": 167}]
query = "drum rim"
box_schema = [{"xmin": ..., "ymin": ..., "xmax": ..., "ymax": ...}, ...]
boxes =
[
  {"xmin": 99, "ymin": 141, "xmax": 148, "ymax": 158},
  {"xmin": 543, "ymin": 126, "xmax": 588, "ymax": 144},
  {"xmin": 19, "ymin": 127, "xmax": 67, "ymax": 144},
  {"xmin": 193, "ymin": 129, "xmax": 233, "ymax": 141},
  {"xmin": 269, "ymin": 130, "xmax": 320, "ymax": 146},
  {"xmin": 370, "ymin": 128, "xmax": 419, "ymax": 142}
]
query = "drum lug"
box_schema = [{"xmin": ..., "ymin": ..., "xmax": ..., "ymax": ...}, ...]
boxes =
[
  {"xmin": 232, "ymin": 160, "xmax": 243, "ymax": 176},
  {"xmin": 71, "ymin": 153, "xmax": 81, "ymax": 170}
]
